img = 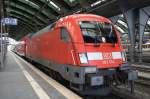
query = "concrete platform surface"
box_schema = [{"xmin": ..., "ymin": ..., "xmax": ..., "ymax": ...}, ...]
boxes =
[{"xmin": 0, "ymin": 51, "xmax": 82, "ymax": 99}]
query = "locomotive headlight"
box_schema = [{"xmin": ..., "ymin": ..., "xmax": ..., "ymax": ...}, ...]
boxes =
[
  {"xmin": 85, "ymin": 67, "xmax": 97, "ymax": 73},
  {"xmin": 79, "ymin": 53, "xmax": 88, "ymax": 64},
  {"xmin": 121, "ymin": 52, "xmax": 127, "ymax": 62}
]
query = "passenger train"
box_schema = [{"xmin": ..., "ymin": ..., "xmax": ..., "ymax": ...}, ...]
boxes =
[
  {"xmin": 14, "ymin": 14, "xmax": 137, "ymax": 96},
  {"xmin": 13, "ymin": 41, "xmax": 25, "ymax": 56}
]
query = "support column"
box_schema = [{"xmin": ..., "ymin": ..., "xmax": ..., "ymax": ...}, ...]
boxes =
[
  {"xmin": 139, "ymin": 6, "xmax": 150, "ymax": 62},
  {"xmin": 118, "ymin": 0, "xmax": 137, "ymax": 62},
  {"xmin": 0, "ymin": 19, "xmax": 3, "ymax": 69},
  {"xmin": 123, "ymin": 9, "xmax": 137, "ymax": 62}
]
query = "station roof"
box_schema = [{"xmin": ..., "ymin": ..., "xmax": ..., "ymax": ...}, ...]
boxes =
[
  {"xmin": 2, "ymin": 0, "xmax": 150, "ymax": 40},
  {"xmin": 4, "ymin": 0, "xmax": 98, "ymax": 39}
]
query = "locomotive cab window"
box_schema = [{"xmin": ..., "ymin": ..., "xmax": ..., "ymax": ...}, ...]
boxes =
[
  {"xmin": 60, "ymin": 27, "xmax": 71, "ymax": 42},
  {"xmin": 79, "ymin": 21, "xmax": 118, "ymax": 43}
]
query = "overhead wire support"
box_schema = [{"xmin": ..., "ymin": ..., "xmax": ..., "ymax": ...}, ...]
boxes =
[
  {"xmin": 0, "ymin": 19, "xmax": 3, "ymax": 69},
  {"xmin": 0, "ymin": 0, "xmax": 8, "ymax": 70},
  {"xmin": 0, "ymin": 0, "xmax": 4, "ymax": 70}
]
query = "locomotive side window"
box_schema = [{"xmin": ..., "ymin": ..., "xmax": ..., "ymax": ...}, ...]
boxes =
[
  {"xmin": 79, "ymin": 21, "xmax": 118, "ymax": 43},
  {"xmin": 60, "ymin": 27, "xmax": 71, "ymax": 42}
]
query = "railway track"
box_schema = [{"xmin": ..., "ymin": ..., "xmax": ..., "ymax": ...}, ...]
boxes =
[
  {"xmin": 132, "ymin": 64, "xmax": 150, "ymax": 72},
  {"xmin": 131, "ymin": 63, "xmax": 150, "ymax": 97},
  {"xmin": 135, "ymin": 78, "xmax": 150, "ymax": 87},
  {"xmin": 83, "ymin": 94, "xmax": 122, "ymax": 99}
]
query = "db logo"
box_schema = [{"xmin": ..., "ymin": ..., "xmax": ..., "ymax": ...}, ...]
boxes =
[{"xmin": 102, "ymin": 52, "xmax": 112, "ymax": 59}]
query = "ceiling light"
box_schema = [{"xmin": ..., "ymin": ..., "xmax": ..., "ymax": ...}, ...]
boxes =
[
  {"xmin": 91, "ymin": 0, "xmax": 106, "ymax": 7},
  {"xmin": 47, "ymin": 0, "xmax": 60, "ymax": 11}
]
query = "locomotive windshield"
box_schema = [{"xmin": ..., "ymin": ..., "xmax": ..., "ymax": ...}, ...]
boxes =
[{"xmin": 79, "ymin": 21, "xmax": 118, "ymax": 43}]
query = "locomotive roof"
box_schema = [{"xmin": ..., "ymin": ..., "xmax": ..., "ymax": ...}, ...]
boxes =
[
  {"xmin": 25, "ymin": 14, "xmax": 111, "ymax": 38},
  {"xmin": 58, "ymin": 14, "xmax": 111, "ymax": 23},
  {"xmin": 31, "ymin": 14, "xmax": 112, "ymax": 37}
]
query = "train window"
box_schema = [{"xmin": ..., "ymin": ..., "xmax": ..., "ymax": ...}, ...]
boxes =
[
  {"xmin": 60, "ymin": 27, "xmax": 71, "ymax": 42},
  {"xmin": 79, "ymin": 21, "xmax": 118, "ymax": 43}
]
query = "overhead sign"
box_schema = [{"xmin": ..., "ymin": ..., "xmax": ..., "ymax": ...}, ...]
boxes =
[{"xmin": 1, "ymin": 18, "xmax": 17, "ymax": 25}]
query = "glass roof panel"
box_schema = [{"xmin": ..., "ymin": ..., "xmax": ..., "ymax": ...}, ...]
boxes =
[
  {"xmin": 147, "ymin": 20, "xmax": 150, "ymax": 25},
  {"xmin": 117, "ymin": 20, "xmax": 128, "ymax": 28},
  {"xmin": 119, "ymin": 14, "xmax": 124, "ymax": 18},
  {"xmin": 115, "ymin": 25, "xmax": 125, "ymax": 33},
  {"xmin": 25, "ymin": 0, "xmax": 40, "ymax": 8}
]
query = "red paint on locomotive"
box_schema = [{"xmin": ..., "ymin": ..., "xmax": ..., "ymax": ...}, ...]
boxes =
[
  {"xmin": 19, "ymin": 14, "xmax": 137, "ymax": 96},
  {"xmin": 29, "ymin": 14, "xmax": 125, "ymax": 68}
]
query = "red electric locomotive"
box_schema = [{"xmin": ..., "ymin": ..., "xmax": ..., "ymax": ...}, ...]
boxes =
[{"xmin": 24, "ymin": 14, "xmax": 137, "ymax": 95}]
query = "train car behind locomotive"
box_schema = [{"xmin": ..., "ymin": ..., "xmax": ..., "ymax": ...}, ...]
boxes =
[
  {"xmin": 24, "ymin": 14, "xmax": 137, "ymax": 96},
  {"xmin": 14, "ymin": 41, "xmax": 25, "ymax": 56}
]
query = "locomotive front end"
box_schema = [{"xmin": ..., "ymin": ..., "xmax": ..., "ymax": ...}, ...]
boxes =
[{"xmin": 67, "ymin": 15, "xmax": 138, "ymax": 95}]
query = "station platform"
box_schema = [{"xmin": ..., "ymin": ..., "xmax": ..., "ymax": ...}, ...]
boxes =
[{"xmin": 0, "ymin": 51, "xmax": 82, "ymax": 99}]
